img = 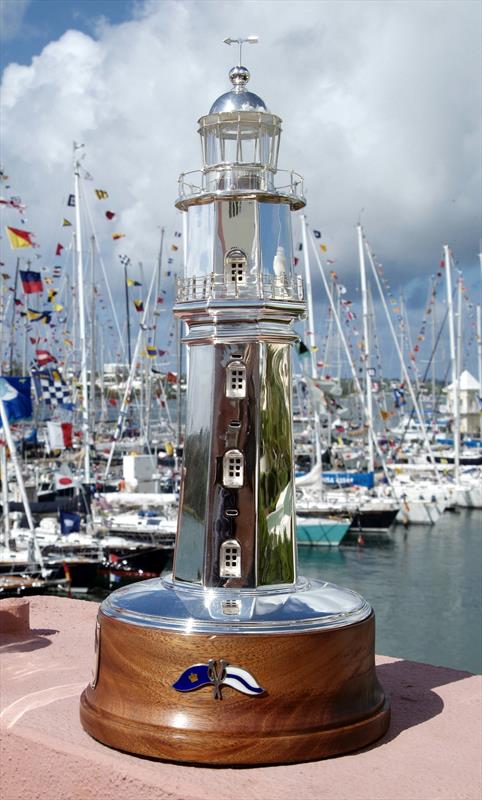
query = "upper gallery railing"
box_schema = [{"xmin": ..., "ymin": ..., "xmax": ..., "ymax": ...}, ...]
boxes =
[
  {"xmin": 177, "ymin": 166, "xmax": 305, "ymax": 203},
  {"xmin": 176, "ymin": 272, "xmax": 304, "ymax": 303}
]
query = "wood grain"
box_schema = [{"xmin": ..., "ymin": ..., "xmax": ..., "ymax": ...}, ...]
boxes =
[{"xmin": 80, "ymin": 610, "xmax": 390, "ymax": 764}]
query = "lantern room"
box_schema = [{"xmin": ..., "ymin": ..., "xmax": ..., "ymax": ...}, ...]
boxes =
[
  {"xmin": 175, "ymin": 56, "xmax": 305, "ymax": 298},
  {"xmin": 198, "ymin": 66, "xmax": 282, "ymax": 193}
]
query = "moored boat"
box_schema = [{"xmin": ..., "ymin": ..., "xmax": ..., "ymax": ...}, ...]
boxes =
[{"xmin": 296, "ymin": 514, "xmax": 351, "ymax": 546}]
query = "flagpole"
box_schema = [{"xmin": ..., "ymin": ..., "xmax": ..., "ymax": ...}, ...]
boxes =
[
  {"xmin": 73, "ymin": 142, "xmax": 91, "ymax": 485},
  {"xmin": 0, "ymin": 399, "xmax": 46, "ymax": 574}
]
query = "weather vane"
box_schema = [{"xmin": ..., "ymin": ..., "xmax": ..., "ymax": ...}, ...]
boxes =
[{"xmin": 223, "ymin": 35, "xmax": 258, "ymax": 65}]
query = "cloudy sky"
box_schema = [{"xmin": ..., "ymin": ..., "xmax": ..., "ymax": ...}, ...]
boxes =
[{"xmin": 1, "ymin": 0, "xmax": 481, "ymax": 376}]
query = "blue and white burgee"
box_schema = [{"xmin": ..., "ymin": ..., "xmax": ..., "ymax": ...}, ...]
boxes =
[
  {"xmin": 173, "ymin": 659, "xmax": 264, "ymax": 699},
  {"xmin": 220, "ymin": 664, "xmax": 265, "ymax": 696}
]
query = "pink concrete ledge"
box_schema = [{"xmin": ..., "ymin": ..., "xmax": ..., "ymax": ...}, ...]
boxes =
[{"xmin": 0, "ymin": 596, "xmax": 481, "ymax": 800}]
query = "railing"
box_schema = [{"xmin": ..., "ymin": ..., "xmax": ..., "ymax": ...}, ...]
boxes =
[
  {"xmin": 177, "ymin": 167, "xmax": 304, "ymax": 202},
  {"xmin": 176, "ymin": 272, "xmax": 304, "ymax": 303}
]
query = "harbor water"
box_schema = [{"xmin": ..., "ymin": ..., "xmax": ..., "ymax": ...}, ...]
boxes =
[
  {"xmin": 299, "ymin": 509, "xmax": 482, "ymax": 675},
  {"xmin": 80, "ymin": 508, "xmax": 481, "ymax": 675}
]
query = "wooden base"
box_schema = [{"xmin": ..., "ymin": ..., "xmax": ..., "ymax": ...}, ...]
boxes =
[{"xmin": 80, "ymin": 610, "xmax": 390, "ymax": 765}]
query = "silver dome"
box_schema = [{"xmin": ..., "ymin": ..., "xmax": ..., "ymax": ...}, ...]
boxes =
[{"xmin": 209, "ymin": 65, "xmax": 269, "ymax": 114}]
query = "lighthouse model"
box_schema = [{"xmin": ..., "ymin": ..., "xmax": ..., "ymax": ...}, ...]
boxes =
[{"xmin": 80, "ymin": 43, "xmax": 390, "ymax": 764}]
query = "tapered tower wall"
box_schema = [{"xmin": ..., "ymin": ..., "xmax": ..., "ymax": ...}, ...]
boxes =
[{"xmin": 173, "ymin": 193, "xmax": 301, "ymax": 589}]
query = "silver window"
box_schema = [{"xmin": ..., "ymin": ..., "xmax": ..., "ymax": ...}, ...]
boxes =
[
  {"xmin": 226, "ymin": 361, "xmax": 246, "ymax": 398},
  {"xmin": 223, "ymin": 449, "xmax": 244, "ymax": 488},
  {"xmin": 220, "ymin": 539, "xmax": 241, "ymax": 578}
]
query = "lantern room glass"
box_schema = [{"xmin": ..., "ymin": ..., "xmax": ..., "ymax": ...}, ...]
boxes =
[{"xmin": 199, "ymin": 112, "xmax": 281, "ymax": 173}]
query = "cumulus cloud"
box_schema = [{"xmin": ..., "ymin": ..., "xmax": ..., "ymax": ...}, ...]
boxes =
[{"xmin": 1, "ymin": 0, "xmax": 480, "ymax": 368}]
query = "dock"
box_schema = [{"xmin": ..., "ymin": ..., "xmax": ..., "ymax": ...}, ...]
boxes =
[{"xmin": 1, "ymin": 595, "xmax": 481, "ymax": 800}]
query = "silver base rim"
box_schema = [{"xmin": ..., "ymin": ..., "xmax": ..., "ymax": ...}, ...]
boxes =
[{"xmin": 100, "ymin": 574, "xmax": 372, "ymax": 634}]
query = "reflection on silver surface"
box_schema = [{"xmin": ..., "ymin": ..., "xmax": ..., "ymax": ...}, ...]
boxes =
[
  {"xmin": 91, "ymin": 617, "xmax": 100, "ymax": 689},
  {"xmin": 185, "ymin": 203, "xmax": 214, "ymax": 279},
  {"xmin": 202, "ymin": 341, "xmax": 257, "ymax": 588},
  {"xmin": 184, "ymin": 199, "xmax": 298, "ymax": 283},
  {"xmin": 101, "ymin": 575, "xmax": 372, "ymax": 634},
  {"xmin": 258, "ymin": 343, "xmax": 296, "ymax": 585},
  {"xmin": 172, "ymin": 344, "xmax": 213, "ymax": 584},
  {"xmin": 259, "ymin": 203, "xmax": 293, "ymax": 276},
  {"xmin": 209, "ymin": 64, "xmax": 268, "ymax": 114},
  {"xmin": 215, "ymin": 198, "xmax": 258, "ymax": 276}
]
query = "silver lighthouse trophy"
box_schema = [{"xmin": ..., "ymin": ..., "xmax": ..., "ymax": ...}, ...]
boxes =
[{"xmin": 80, "ymin": 40, "xmax": 390, "ymax": 764}]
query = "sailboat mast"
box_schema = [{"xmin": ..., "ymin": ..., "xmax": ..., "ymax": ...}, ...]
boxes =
[
  {"xmin": 456, "ymin": 270, "xmax": 463, "ymax": 423},
  {"xmin": 431, "ymin": 297, "xmax": 437, "ymax": 423},
  {"xmin": 89, "ymin": 236, "xmax": 96, "ymax": 437},
  {"xmin": 71, "ymin": 232, "xmax": 78, "ymax": 372},
  {"xmin": 0, "ymin": 443, "xmax": 10, "ymax": 545},
  {"xmin": 301, "ymin": 215, "xmax": 323, "ymax": 464},
  {"xmin": 8, "ymin": 258, "xmax": 20, "ymax": 374},
  {"xmin": 476, "ymin": 303, "xmax": 482, "ymax": 440},
  {"xmin": 124, "ymin": 263, "xmax": 132, "ymax": 369},
  {"xmin": 21, "ymin": 273, "xmax": 29, "ymax": 375},
  {"xmin": 300, "ymin": 216, "xmax": 318, "ymax": 380},
  {"xmin": 73, "ymin": 143, "xmax": 91, "ymax": 484},
  {"xmin": 104, "ymin": 265, "xmax": 158, "ymax": 478},
  {"xmin": 0, "ymin": 400, "xmax": 45, "ymax": 573},
  {"xmin": 443, "ymin": 245, "xmax": 460, "ymax": 483},
  {"xmin": 357, "ymin": 224, "xmax": 375, "ymax": 473},
  {"xmin": 146, "ymin": 228, "xmax": 165, "ymax": 443},
  {"xmin": 156, "ymin": 227, "xmax": 165, "ymax": 304},
  {"xmin": 364, "ymin": 238, "xmax": 440, "ymax": 474}
]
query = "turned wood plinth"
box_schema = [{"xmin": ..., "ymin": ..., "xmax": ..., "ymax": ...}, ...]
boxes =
[{"xmin": 80, "ymin": 608, "xmax": 390, "ymax": 765}]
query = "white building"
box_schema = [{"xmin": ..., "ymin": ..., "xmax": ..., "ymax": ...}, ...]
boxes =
[{"xmin": 444, "ymin": 370, "xmax": 481, "ymax": 435}]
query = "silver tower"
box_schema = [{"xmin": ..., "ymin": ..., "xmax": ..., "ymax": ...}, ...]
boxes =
[
  {"xmin": 173, "ymin": 61, "xmax": 306, "ymax": 590},
  {"xmin": 96, "ymin": 54, "xmax": 370, "ymax": 636}
]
